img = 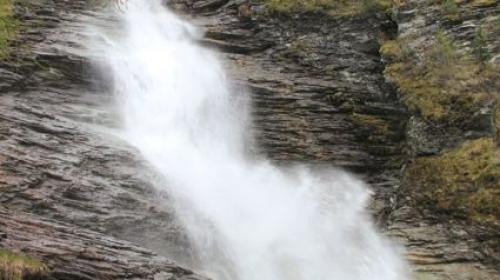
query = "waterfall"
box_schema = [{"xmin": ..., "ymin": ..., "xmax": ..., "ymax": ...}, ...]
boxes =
[{"xmin": 90, "ymin": 1, "xmax": 409, "ymax": 279}]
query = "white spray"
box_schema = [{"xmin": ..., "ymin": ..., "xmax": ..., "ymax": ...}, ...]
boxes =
[{"xmin": 92, "ymin": 1, "xmax": 409, "ymax": 280}]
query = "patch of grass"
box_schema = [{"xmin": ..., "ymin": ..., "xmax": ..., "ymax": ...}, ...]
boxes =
[
  {"xmin": 384, "ymin": 29, "xmax": 499, "ymax": 120},
  {"xmin": 404, "ymin": 138, "xmax": 500, "ymax": 223},
  {"xmin": 0, "ymin": 0, "xmax": 18, "ymax": 59},
  {"xmin": 266, "ymin": 0, "xmax": 394, "ymax": 16},
  {"xmin": 0, "ymin": 249, "xmax": 49, "ymax": 280},
  {"xmin": 379, "ymin": 39, "xmax": 413, "ymax": 62},
  {"xmin": 380, "ymin": 40, "xmax": 403, "ymax": 61},
  {"xmin": 431, "ymin": 29, "xmax": 457, "ymax": 65}
]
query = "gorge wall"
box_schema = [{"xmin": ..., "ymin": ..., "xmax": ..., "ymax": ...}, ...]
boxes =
[{"xmin": 0, "ymin": 0, "xmax": 498, "ymax": 279}]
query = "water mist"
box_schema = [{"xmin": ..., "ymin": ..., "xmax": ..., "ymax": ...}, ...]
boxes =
[{"xmin": 90, "ymin": 1, "xmax": 409, "ymax": 279}]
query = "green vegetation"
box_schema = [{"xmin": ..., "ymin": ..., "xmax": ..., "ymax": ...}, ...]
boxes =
[
  {"xmin": 472, "ymin": 27, "xmax": 491, "ymax": 62},
  {"xmin": 379, "ymin": 38, "xmax": 413, "ymax": 62},
  {"xmin": 381, "ymin": 2, "xmax": 500, "ymax": 226},
  {"xmin": 0, "ymin": 249, "xmax": 49, "ymax": 280},
  {"xmin": 441, "ymin": 0, "xmax": 458, "ymax": 20},
  {"xmin": 431, "ymin": 29, "xmax": 456, "ymax": 64},
  {"xmin": 438, "ymin": 0, "xmax": 497, "ymax": 20},
  {"xmin": 266, "ymin": 0, "xmax": 394, "ymax": 16},
  {"xmin": 0, "ymin": 0, "xmax": 18, "ymax": 59},
  {"xmin": 382, "ymin": 29, "xmax": 499, "ymax": 120},
  {"xmin": 404, "ymin": 138, "xmax": 500, "ymax": 223},
  {"xmin": 379, "ymin": 40, "xmax": 403, "ymax": 61}
]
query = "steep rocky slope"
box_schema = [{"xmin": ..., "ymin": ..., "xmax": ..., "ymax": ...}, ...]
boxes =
[
  {"xmin": 0, "ymin": 0, "xmax": 203, "ymax": 278},
  {"xmin": 0, "ymin": 0, "xmax": 498, "ymax": 279},
  {"xmin": 383, "ymin": 1, "xmax": 499, "ymax": 279}
]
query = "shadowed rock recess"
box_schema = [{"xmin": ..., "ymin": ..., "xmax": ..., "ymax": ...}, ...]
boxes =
[{"xmin": 0, "ymin": 0, "xmax": 498, "ymax": 280}]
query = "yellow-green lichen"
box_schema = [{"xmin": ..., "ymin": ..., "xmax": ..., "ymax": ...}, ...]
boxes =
[
  {"xmin": 0, "ymin": 249, "xmax": 49, "ymax": 280},
  {"xmin": 0, "ymin": 0, "xmax": 18, "ymax": 59},
  {"xmin": 404, "ymin": 138, "xmax": 500, "ymax": 223}
]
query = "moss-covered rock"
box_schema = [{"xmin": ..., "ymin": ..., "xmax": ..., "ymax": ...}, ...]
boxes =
[
  {"xmin": 383, "ymin": 30, "xmax": 499, "ymax": 122},
  {"xmin": 0, "ymin": 0, "xmax": 18, "ymax": 59},
  {"xmin": 0, "ymin": 249, "xmax": 49, "ymax": 280},
  {"xmin": 403, "ymin": 138, "xmax": 500, "ymax": 223}
]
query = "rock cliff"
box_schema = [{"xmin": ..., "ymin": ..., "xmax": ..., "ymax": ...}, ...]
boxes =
[{"xmin": 0, "ymin": 0, "xmax": 498, "ymax": 279}]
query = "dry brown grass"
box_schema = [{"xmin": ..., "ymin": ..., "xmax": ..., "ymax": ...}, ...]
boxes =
[
  {"xmin": 0, "ymin": 249, "xmax": 48, "ymax": 280},
  {"xmin": 404, "ymin": 138, "xmax": 500, "ymax": 223}
]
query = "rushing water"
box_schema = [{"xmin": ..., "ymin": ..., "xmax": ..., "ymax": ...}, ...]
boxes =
[{"xmin": 91, "ymin": 1, "xmax": 408, "ymax": 279}]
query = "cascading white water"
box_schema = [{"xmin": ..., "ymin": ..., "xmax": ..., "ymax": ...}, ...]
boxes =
[{"xmin": 92, "ymin": 1, "xmax": 409, "ymax": 279}]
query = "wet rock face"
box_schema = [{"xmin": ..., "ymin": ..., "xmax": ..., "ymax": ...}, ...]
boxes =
[
  {"xmin": 0, "ymin": 209, "xmax": 207, "ymax": 280},
  {"xmin": 184, "ymin": 0, "xmax": 500, "ymax": 279},
  {"xmin": 188, "ymin": 2, "xmax": 409, "ymax": 235},
  {"xmin": 0, "ymin": 0, "xmax": 198, "ymax": 277},
  {"xmin": 200, "ymin": 11, "xmax": 407, "ymax": 171}
]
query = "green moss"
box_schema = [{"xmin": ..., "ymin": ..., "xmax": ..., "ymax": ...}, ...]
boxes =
[
  {"xmin": 0, "ymin": 249, "xmax": 49, "ymax": 280},
  {"xmin": 0, "ymin": 0, "xmax": 18, "ymax": 59},
  {"xmin": 265, "ymin": 0, "xmax": 394, "ymax": 16},
  {"xmin": 441, "ymin": 0, "xmax": 459, "ymax": 20},
  {"xmin": 404, "ymin": 138, "xmax": 500, "ymax": 223},
  {"xmin": 384, "ymin": 30, "xmax": 499, "ymax": 120}
]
